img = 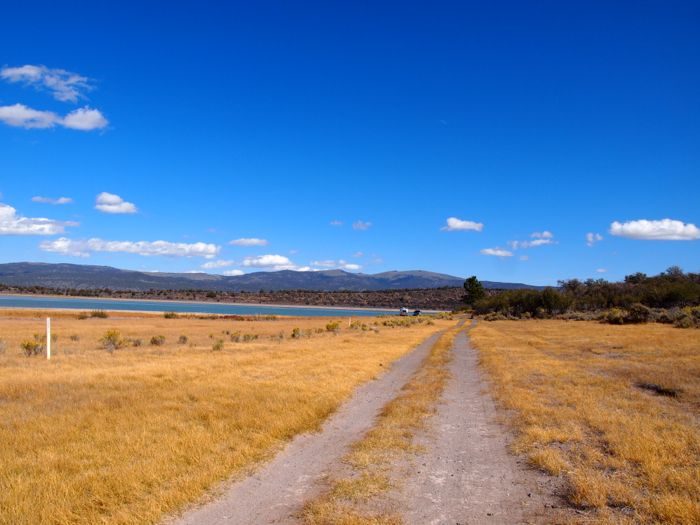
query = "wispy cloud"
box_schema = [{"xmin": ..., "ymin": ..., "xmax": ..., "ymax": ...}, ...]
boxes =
[
  {"xmin": 39, "ymin": 238, "xmax": 220, "ymax": 258},
  {"xmin": 223, "ymin": 269, "xmax": 245, "ymax": 276},
  {"xmin": 352, "ymin": 220, "xmax": 372, "ymax": 231},
  {"xmin": 509, "ymin": 231, "xmax": 556, "ymax": 249},
  {"xmin": 229, "ymin": 238, "xmax": 269, "ymax": 246},
  {"xmin": 0, "ymin": 202, "xmax": 77, "ymax": 235},
  {"xmin": 353, "ymin": 251, "xmax": 364, "ymax": 258},
  {"xmin": 32, "ymin": 196, "xmax": 73, "ymax": 205},
  {"xmin": 95, "ymin": 192, "xmax": 137, "ymax": 214},
  {"xmin": 329, "ymin": 220, "xmax": 343, "ymax": 227},
  {"xmin": 609, "ymin": 219, "xmax": 700, "ymax": 240},
  {"xmin": 1, "ymin": 64, "xmax": 93, "ymax": 102},
  {"xmin": 311, "ymin": 259, "xmax": 362, "ymax": 271},
  {"xmin": 586, "ymin": 232, "xmax": 603, "ymax": 247},
  {"xmin": 596, "ymin": 268, "xmax": 607, "ymax": 273},
  {"xmin": 201, "ymin": 260, "xmax": 235, "ymax": 269},
  {"xmin": 0, "ymin": 103, "xmax": 108, "ymax": 131},
  {"xmin": 441, "ymin": 217, "xmax": 484, "ymax": 232},
  {"xmin": 480, "ymin": 247, "xmax": 513, "ymax": 257}
]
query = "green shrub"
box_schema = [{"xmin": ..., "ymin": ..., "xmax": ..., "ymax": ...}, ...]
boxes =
[
  {"xmin": 69, "ymin": 334, "xmax": 80, "ymax": 342},
  {"xmin": 150, "ymin": 335, "xmax": 166, "ymax": 346},
  {"xmin": 178, "ymin": 335, "xmax": 188, "ymax": 344},
  {"xmin": 326, "ymin": 321, "xmax": 340, "ymax": 333},
  {"xmin": 626, "ymin": 303, "xmax": 652, "ymax": 324},
  {"xmin": 230, "ymin": 331, "xmax": 241, "ymax": 342},
  {"xmin": 101, "ymin": 330, "xmax": 124, "ymax": 352},
  {"xmin": 163, "ymin": 312, "xmax": 178, "ymax": 319},
  {"xmin": 606, "ymin": 308, "xmax": 626, "ymax": 325},
  {"xmin": 212, "ymin": 339, "xmax": 224, "ymax": 351},
  {"xmin": 291, "ymin": 327, "xmax": 301, "ymax": 339},
  {"xmin": 90, "ymin": 310, "xmax": 108, "ymax": 318},
  {"xmin": 21, "ymin": 339, "xmax": 43, "ymax": 357},
  {"xmin": 131, "ymin": 338, "xmax": 143, "ymax": 347},
  {"xmin": 674, "ymin": 313, "xmax": 695, "ymax": 329}
]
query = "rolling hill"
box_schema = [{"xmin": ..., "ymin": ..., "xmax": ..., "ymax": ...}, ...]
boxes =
[{"xmin": 0, "ymin": 262, "xmax": 542, "ymax": 292}]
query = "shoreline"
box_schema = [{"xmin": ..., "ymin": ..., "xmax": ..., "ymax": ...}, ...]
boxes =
[{"xmin": 0, "ymin": 293, "xmax": 443, "ymax": 315}]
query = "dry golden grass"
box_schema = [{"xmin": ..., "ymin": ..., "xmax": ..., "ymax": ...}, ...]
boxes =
[
  {"xmin": 0, "ymin": 309, "xmax": 451, "ymax": 525},
  {"xmin": 302, "ymin": 322, "xmax": 463, "ymax": 525},
  {"xmin": 470, "ymin": 320, "xmax": 700, "ymax": 524}
]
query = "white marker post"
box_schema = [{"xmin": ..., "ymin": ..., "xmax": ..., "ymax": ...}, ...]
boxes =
[{"xmin": 46, "ymin": 317, "xmax": 51, "ymax": 360}]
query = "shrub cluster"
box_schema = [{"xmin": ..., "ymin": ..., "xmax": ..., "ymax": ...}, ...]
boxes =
[{"xmin": 473, "ymin": 268, "xmax": 700, "ymax": 328}]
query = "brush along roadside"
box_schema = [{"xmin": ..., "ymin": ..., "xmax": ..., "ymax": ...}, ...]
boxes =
[{"xmin": 301, "ymin": 321, "xmax": 466, "ymax": 524}]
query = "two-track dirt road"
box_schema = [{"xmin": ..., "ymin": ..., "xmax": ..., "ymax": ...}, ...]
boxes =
[{"xmin": 169, "ymin": 324, "xmax": 556, "ymax": 525}]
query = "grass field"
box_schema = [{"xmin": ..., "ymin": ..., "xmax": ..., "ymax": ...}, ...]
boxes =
[
  {"xmin": 0, "ymin": 309, "xmax": 451, "ymax": 525},
  {"xmin": 471, "ymin": 320, "xmax": 700, "ymax": 524}
]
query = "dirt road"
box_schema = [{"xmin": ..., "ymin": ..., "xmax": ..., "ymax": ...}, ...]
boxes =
[{"xmin": 392, "ymin": 329, "xmax": 556, "ymax": 524}]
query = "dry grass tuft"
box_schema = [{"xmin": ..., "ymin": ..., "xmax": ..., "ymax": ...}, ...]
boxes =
[
  {"xmin": 0, "ymin": 309, "xmax": 451, "ymax": 525},
  {"xmin": 302, "ymin": 322, "xmax": 463, "ymax": 524},
  {"xmin": 471, "ymin": 320, "xmax": 700, "ymax": 524}
]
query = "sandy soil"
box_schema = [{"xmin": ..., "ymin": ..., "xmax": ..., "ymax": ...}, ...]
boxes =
[
  {"xmin": 167, "ymin": 331, "xmax": 443, "ymax": 525},
  {"xmin": 391, "ymin": 328, "xmax": 560, "ymax": 524}
]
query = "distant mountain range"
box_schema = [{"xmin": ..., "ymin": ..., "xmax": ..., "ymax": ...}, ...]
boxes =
[{"xmin": 0, "ymin": 262, "xmax": 542, "ymax": 292}]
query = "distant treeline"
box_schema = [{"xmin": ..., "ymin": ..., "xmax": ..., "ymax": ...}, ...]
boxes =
[
  {"xmin": 0, "ymin": 284, "xmax": 466, "ymax": 310},
  {"xmin": 472, "ymin": 267, "xmax": 700, "ymax": 316}
]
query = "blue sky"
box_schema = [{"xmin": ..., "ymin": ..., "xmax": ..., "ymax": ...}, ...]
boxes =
[{"xmin": 1, "ymin": 1, "xmax": 698, "ymax": 285}]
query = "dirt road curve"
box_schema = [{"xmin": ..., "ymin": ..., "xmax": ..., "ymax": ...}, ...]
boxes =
[
  {"xmin": 169, "ymin": 331, "xmax": 442, "ymax": 525},
  {"xmin": 394, "ymin": 329, "xmax": 554, "ymax": 524}
]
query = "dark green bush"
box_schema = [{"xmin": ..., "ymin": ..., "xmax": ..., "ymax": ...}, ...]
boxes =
[
  {"xmin": 626, "ymin": 303, "xmax": 652, "ymax": 324},
  {"xmin": 150, "ymin": 335, "xmax": 166, "ymax": 346}
]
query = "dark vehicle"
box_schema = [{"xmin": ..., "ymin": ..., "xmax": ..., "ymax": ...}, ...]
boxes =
[{"xmin": 412, "ymin": 309, "xmax": 421, "ymax": 316}]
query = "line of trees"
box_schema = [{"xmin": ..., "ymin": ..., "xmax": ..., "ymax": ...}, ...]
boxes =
[{"xmin": 464, "ymin": 267, "xmax": 700, "ymax": 317}]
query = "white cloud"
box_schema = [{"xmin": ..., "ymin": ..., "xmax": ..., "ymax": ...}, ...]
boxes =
[
  {"xmin": 223, "ymin": 269, "xmax": 245, "ymax": 276},
  {"xmin": 311, "ymin": 259, "xmax": 362, "ymax": 271},
  {"xmin": 242, "ymin": 254, "xmax": 296, "ymax": 270},
  {"xmin": 609, "ymin": 219, "xmax": 700, "ymax": 241},
  {"xmin": 586, "ymin": 232, "xmax": 603, "ymax": 247},
  {"xmin": 352, "ymin": 220, "xmax": 372, "ymax": 231},
  {"xmin": 229, "ymin": 237, "xmax": 269, "ymax": 246},
  {"xmin": 62, "ymin": 107, "xmax": 108, "ymax": 130},
  {"xmin": 441, "ymin": 217, "xmax": 484, "ymax": 232},
  {"xmin": 0, "ymin": 103, "xmax": 108, "ymax": 131},
  {"xmin": 39, "ymin": 238, "xmax": 220, "ymax": 258},
  {"xmin": 95, "ymin": 192, "xmax": 137, "ymax": 214},
  {"xmin": 509, "ymin": 231, "xmax": 556, "ymax": 249},
  {"xmin": 596, "ymin": 268, "xmax": 607, "ymax": 273},
  {"xmin": 330, "ymin": 220, "xmax": 343, "ymax": 227},
  {"xmin": 201, "ymin": 260, "xmax": 235, "ymax": 269},
  {"xmin": 32, "ymin": 196, "xmax": 73, "ymax": 205},
  {"xmin": 519, "ymin": 255, "xmax": 529, "ymax": 261},
  {"xmin": 0, "ymin": 103, "xmax": 59, "ymax": 128},
  {"xmin": 353, "ymin": 251, "xmax": 364, "ymax": 258},
  {"xmin": 480, "ymin": 248, "xmax": 513, "ymax": 257},
  {"xmin": 0, "ymin": 203, "xmax": 77, "ymax": 235},
  {"xmin": 1, "ymin": 64, "xmax": 92, "ymax": 102}
]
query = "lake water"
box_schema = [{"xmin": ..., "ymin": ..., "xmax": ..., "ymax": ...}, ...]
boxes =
[{"xmin": 0, "ymin": 294, "xmax": 394, "ymax": 317}]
